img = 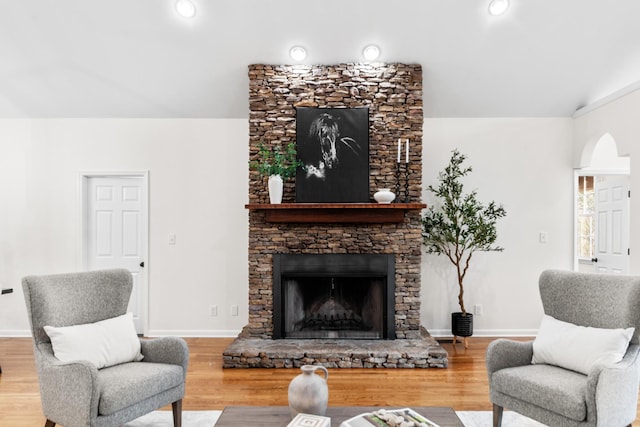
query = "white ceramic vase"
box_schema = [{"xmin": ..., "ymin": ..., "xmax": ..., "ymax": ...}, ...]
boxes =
[
  {"xmin": 268, "ymin": 174, "xmax": 283, "ymax": 204},
  {"xmin": 374, "ymin": 188, "xmax": 395, "ymax": 204},
  {"xmin": 288, "ymin": 365, "xmax": 329, "ymax": 418}
]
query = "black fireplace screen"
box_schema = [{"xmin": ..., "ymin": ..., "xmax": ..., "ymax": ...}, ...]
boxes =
[{"xmin": 273, "ymin": 254, "xmax": 395, "ymax": 339}]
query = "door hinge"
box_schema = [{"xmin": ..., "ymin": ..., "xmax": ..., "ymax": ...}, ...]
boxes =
[
  {"xmin": 628, "ymin": 248, "xmax": 631, "ymax": 256},
  {"xmin": 629, "ymin": 190, "xmax": 631, "ymax": 198}
]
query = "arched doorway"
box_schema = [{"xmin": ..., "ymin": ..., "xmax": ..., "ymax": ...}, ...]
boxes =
[{"xmin": 575, "ymin": 133, "xmax": 630, "ymax": 274}]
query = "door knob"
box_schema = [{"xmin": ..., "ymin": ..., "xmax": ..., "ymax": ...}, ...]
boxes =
[
  {"xmin": 140, "ymin": 262, "xmax": 145, "ymax": 268},
  {"xmin": 591, "ymin": 257, "xmax": 598, "ymax": 263}
]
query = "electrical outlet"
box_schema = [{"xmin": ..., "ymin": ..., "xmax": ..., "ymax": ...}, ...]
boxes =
[
  {"xmin": 474, "ymin": 304, "xmax": 483, "ymax": 316},
  {"xmin": 231, "ymin": 305, "xmax": 239, "ymax": 316},
  {"xmin": 539, "ymin": 231, "xmax": 548, "ymax": 244},
  {"xmin": 210, "ymin": 305, "xmax": 218, "ymax": 317}
]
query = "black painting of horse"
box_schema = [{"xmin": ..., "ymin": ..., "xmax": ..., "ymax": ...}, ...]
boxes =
[{"xmin": 296, "ymin": 108, "xmax": 369, "ymax": 202}]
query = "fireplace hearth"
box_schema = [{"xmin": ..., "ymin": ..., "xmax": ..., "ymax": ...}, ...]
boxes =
[{"xmin": 222, "ymin": 329, "xmax": 447, "ymax": 368}]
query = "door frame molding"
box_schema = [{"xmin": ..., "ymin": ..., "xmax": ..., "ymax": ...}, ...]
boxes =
[{"xmin": 78, "ymin": 171, "xmax": 150, "ymax": 335}]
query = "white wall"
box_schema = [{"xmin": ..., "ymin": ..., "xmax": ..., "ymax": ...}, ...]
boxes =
[
  {"xmin": 421, "ymin": 118, "xmax": 574, "ymax": 336},
  {"xmin": 573, "ymin": 89, "xmax": 640, "ymax": 274},
  {"xmin": 1, "ymin": 117, "xmax": 578, "ymax": 337},
  {"xmin": 0, "ymin": 119, "xmax": 249, "ymax": 336}
]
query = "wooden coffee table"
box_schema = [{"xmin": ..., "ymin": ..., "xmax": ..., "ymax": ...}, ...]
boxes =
[{"xmin": 215, "ymin": 406, "xmax": 464, "ymax": 426}]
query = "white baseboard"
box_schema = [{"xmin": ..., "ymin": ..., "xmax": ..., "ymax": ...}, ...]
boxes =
[
  {"xmin": 0, "ymin": 329, "xmax": 31, "ymax": 337},
  {"xmin": 1, "ymin": 328, "xmax": 536, "ymax": 339},
  {"xmin": 0, "ymin": 329, "xmax": 244, "ymax": 338},
  {"xmin": 144, "ymin": 329, "xmax": 242, "ymax": 338},
  {"xmin": 428, "ymin": 329, "xmax": 537, "ymax": 338},
  {"xmin": 145, "ymin": 328, "xmax": 536, "ymax": 339}
]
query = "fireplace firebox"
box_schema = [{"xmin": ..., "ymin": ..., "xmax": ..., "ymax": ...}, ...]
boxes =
[{"xmin": 273, "ymin": 254, "xmax": 395, "ymax": 339}]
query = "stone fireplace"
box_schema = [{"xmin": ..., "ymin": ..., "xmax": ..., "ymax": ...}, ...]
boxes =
[{"xmin": 222, "ymin": 62, "xmax": 447, "ymax": 368}]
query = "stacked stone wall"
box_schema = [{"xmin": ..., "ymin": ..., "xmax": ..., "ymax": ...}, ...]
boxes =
[{"xmin": 247, "ymin": 63, "xmax": 424, "ymax": 339}]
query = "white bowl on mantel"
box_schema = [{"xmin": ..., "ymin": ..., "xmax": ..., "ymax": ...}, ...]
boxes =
[{"xmin": 373, "ymin": 188, "xmax": 396, "ymax": 204}]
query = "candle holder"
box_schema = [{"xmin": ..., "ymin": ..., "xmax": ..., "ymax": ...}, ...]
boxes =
[
  {"xmin": 394, "ymin": 163, "xmax": 410, "ymax": 203},
  {"xmin": 394, "ymin": 163, "xmax": 402, "ymax": 202},
  {"xmin": 403, "ymin": 166, "xmax": 410, "ymax": 203}
]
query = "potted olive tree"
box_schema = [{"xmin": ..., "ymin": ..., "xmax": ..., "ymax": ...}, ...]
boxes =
[
  {"xmin": 250, "ymin": 142, "xmax": 301, "ymax": 204},
  {"xmin": 421, "ymin": 149, "xmax": 506, "ymax": 347}
]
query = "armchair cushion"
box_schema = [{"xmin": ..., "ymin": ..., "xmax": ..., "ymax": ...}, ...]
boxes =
[
  {"xmin": 492, "ymin": 364, "xmax": 588, "ymax": 421},
  {"xmin": 532, "ymin": 314, "xmax": 634, "ymax": 375},
  {"xmin": 97, "ymin": 362, "xmax": 183, "ymax": 416},
  {"xmin": 44, "ymin": 312, "xmax": 143, "ymax": 369}
]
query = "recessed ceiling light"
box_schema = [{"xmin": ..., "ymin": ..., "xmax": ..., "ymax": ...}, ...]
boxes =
[
  {"xmin": 363, "ymin": 45, "xmax": 381, "ymax": 61},
  {"xmin": 176, "ymin": 0, "xmax": 196, "ymax": 18},
  {"xmin": 289, "ymin": 46, "xmax": 307, "ymax": 62},
  {"xmin": 488, "ymin": 0, "xmax": 509, "ymax": 16}
]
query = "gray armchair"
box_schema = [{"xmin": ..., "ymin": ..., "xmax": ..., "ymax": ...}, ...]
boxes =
[
  {"xmin": 486, "ymin": 270, "xmax": 640, "ymax": 427},
  {"xmin": 22, "ymin": 269, "xmax": 189, "ymax": 427}
]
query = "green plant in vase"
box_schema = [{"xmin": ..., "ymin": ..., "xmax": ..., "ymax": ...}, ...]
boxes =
[
  {"xmin": 421, "ymin": 149, "xmax": 506, "ymax": 347},
  {"xmin": 250, "ymin": 142, "xmax": 302, "ymax": 203}
]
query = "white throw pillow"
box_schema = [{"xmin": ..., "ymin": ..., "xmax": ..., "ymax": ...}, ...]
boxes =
[
  {"xmin": 532, "ymin": 314, "xmax": 634, "ymax": 375},
  {"xmin": 44, "ymin": 312, "xmax": 143, "ymax": 369}
]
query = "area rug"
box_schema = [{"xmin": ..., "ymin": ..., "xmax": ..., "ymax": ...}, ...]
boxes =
[
  {"xmin": 456, "ymin": 411, "xmax": 548, "ymax": 427},
  {"xmin": 123, "ymin": 410, "xmax": 221, "ymax": 427}
]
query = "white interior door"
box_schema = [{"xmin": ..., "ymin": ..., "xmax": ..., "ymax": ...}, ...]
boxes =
[
  {"xmin": 594, "ymin": 175, "xmax": 630, "ymax": 274},
  {"xmin": 84, "ymin": 175, "xmax": 148, "ymax": 333}
]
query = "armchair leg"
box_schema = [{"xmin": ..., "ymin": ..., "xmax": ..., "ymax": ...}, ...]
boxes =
[
  {"xmin": 172, "ymin": 399, "xmax": 183, "ymax": 427},
  {"xmin": 492, "ymin": 404, "xmax": 503, "ymax": 427},
  {"xmin": 45, "ymin": 420, "xmax": 56, "ymax": 427}
]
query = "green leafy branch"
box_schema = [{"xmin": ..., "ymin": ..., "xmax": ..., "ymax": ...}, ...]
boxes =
[{"xmin": 250, "ymin": 142, "xmax": 302, "ymax": 180}]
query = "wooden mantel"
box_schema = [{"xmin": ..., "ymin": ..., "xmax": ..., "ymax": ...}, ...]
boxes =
[{"xmin": 245, "ymin": 203, "xmax": 426, "ymax": 224}]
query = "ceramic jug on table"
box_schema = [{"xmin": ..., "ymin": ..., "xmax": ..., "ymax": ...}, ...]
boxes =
[{"xmin": 288, "ymin": 365, "xmax": 329, "ymax": 418}]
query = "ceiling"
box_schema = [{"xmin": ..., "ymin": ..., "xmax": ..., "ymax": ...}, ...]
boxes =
[{"xmin": 1, "ymin": 0, "xmax": 639, "ymax": 119}]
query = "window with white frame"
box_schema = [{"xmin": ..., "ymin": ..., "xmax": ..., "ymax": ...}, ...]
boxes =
[{"xmin": 577, "ymin": 176, "xmax": 595, "ymax": 259}]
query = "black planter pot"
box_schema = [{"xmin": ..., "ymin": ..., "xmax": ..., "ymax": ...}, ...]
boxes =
[{"xmin": 451, "ymin": 312, "xmax": 474, "ymax": 337}]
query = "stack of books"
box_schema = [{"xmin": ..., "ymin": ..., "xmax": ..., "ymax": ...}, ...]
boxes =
[
  {"xmin": 286, "ymin": 408, "xmax": 440, "ymax": 427},
  {"xmin": 340, "ymin": 408, "xmax": 440, "ymax": 427},
  {"xmin": 287, "ymin": 413, "xmax": 331, "ymax": 427}
]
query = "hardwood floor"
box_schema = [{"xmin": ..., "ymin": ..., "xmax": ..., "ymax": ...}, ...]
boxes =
[{"xmin": 1, "ymin": 337, "xmax": 638, "ymax": 426}]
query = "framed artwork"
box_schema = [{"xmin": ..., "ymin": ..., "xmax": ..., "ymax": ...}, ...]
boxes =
[{"xmin": 295, "ymin": 107, "xmax": 369, "ymax": 203}]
